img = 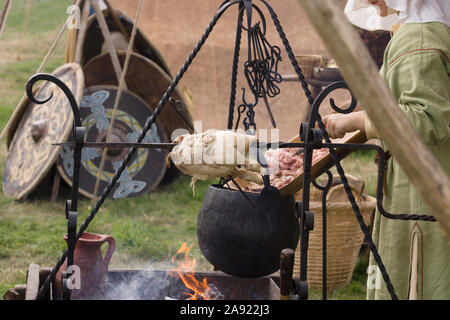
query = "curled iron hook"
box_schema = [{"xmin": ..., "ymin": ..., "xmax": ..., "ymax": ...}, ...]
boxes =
[
  {"xmin": 26, "ymin": 73, "xmax": 83, "ymax": 128},
  {"xmin": 243, "ymin": 0, "xmax": 253, "ymax": 30},
  {"xmin": 308, "ymin": 81, "xmax": 357, "ymax": 130},
  {"xmin": 312, "ymin": 170, "xmax": 333, "ymax": 192},
  {"xmin": 239, "ymin": 1, "xmax": 267, "ymax": 34}
]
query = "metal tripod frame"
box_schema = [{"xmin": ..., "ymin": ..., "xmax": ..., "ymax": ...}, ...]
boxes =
[{"xmin": 25, "ymin": 0, "xmax": 436, "ymax": 300}]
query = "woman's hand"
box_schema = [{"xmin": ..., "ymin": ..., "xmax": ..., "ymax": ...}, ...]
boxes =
[{"xmin": 321, "ymin": 111, "xmax": 366, "ymax": 139}]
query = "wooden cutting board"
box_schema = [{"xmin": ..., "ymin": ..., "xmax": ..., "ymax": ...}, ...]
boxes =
[
  {"xmin": 229, "ymin": 130, "xmax": 367, "ymax": 196},
  {"xmin": 279, "ymin": 130, "xmax": 366, "ymax": 196}
]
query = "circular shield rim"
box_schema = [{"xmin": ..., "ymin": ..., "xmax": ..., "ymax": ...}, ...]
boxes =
[
  {"xmin": 79, "ymin": 8, "xmax": 172, "ymax": 77},
  {"xmin": 83, "ymin": 51, "xmax": 194, "ymax": 137},
  {"xmin": 55, "ymin": 85, "xmax": 169, "ymax": 200},
  {"xmin": 3, "ymin": 63, "xmax": 85, "ymax": 200},
  {"xmin": 6, "ymin": 84, "xmax": 41, "ymax": 150}
]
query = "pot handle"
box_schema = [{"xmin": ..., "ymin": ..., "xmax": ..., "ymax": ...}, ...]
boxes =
[
  {"xmin": 100, "ymin": 235, "xmax": 116, "ymax": 268},
  {"xmin": 259, "ymin": 180, "xmax": 281, "ymax": 234}
]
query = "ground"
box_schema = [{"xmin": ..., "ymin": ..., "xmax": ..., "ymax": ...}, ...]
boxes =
[{"xmin": 0, "ymin": 0, "xmax": 374, "ymax": 300}]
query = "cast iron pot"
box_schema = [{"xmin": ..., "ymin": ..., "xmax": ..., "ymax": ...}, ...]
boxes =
[{"xmin": 197, "ymin": 184, "xmax": 299, "ymax": 278}]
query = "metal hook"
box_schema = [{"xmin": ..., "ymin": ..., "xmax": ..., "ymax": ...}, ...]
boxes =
[
  {"xmin": 26, "ymin": 73, "xmax": 83, "ymax": 128},
  {"xmin": 243, "ymin": 0, "xmax": 253, "ymax": 30},
  {"xmin": 229, "ymin": 176, "xmax": 256, "ymax": 209}
]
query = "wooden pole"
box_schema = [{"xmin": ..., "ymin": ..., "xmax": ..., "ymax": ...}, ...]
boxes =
[
  {"xmin": 280, "ymin": 248, "xmax": 295, "ymax": 300},
  {"xmin": 25, "ymin": 264, "xmax": 40, "ymax": 300},
  {"xmin": 17, "ymin": 0, "xmax": 33, "ymax": 60},
  {"xmin": 296, "ymin": 0, "xmax": 450, "ymax": 239},
  {"xmin": 103, "ymin": 0, "xmax": 138, "ymax": 53},
  {"xmin": 0, "ymin": 0, "xmax": 12, "ymax": 40},
  {"xmin": 74, "ymin": 0, "xmax": 90, "ymax": 64},
  {"xmin": 90, "ymin": 0, "xmax": 126, "ymax": 89},
  {"xmin": 103, "ymin": 0, "xmax": 131, "ymax": 42},
  {"xmin": 65, "ymin": 0, "xmax": 82, "ymax": 63}
]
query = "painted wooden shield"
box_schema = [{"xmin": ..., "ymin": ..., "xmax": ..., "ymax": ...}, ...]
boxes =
[
  {"xmin": 79, "ymin": 9, "xmax": 172, "ymax": 77},
  {"xmin": 56, "ymin": 86, "xmax": 169, "ymax": 199},
  {"xmin": 83, "ymin": 51, "xmax": 194, "ymax": 139},
  {"xmin": 3, "ymin": 63, "xmax": 84, "ymax": 200},
  {"xmin": 6, "ymin": 89, "xmax": 38, "ymax": 150}
]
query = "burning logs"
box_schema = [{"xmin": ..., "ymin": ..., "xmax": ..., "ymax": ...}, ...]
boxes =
[
  {"xmin": 169, "ymin": 243, "xmax": 225, "ymax": 300},
  {"xmin": 105, "ymin": 270, "xmax": 280, "ymax": 300}
]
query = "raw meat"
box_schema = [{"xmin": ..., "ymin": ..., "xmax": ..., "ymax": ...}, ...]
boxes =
[{"xmin": 243, "ymin": 147, "xmax": 329, "ymax": 192}]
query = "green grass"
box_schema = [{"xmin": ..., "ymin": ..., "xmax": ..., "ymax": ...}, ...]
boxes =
[
  {"xmin": 0, "ymin": 0, "xmax": 69, "ymax": 128},
  {"xmin": 1, "ymin": 0, "xmax": 69, "ymax": 35},
  {"xmin": 0, "ymin": 167, "xmax": 215, "ymax": 297},
  {"xmin": 0, "ymin": 0, "xmax": 377, "ymax": 300}
]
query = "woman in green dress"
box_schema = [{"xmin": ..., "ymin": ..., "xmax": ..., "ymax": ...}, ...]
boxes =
[{"xmin": 324, "ymin": 0, "xmax": 450, "ymax": 299}]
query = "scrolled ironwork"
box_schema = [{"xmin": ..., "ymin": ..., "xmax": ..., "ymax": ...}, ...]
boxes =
[{"xmin": 26, "ymin": 73, "xmax": 83, "ymax": 128}]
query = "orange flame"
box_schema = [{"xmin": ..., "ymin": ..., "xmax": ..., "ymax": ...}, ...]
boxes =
[{"xmin": 170, "ymin": 242, "xmax": 213, "ymax": 300}]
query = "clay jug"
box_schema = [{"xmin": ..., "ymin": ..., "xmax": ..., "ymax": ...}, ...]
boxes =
[{"xmin": 54, "ymin": 232, "xmax": 115, "ymax": 300}]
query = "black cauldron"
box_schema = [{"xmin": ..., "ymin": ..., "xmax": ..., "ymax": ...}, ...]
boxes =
[{"xmin": 197, "ymin": 184, "xmax": 299, "ymax": 278}]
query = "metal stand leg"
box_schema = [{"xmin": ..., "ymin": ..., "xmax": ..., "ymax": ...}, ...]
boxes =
[{"xmin": 312, "ymin": 170, "xmax": 333, "ymax": 300}]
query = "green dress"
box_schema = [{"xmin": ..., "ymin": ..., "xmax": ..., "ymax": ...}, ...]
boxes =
[{"xmin": 365, "ymin": 22, "xmax": 450, "ymax": 300}]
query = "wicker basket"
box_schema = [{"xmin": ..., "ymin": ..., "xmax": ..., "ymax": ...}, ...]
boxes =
[
  {"xmin": 295, "ymin": 54, "xmax": 324, "ymax": 79},
  {"xmin": 293, "ymin": 179, "xmax": 376, "ymax": 289}
]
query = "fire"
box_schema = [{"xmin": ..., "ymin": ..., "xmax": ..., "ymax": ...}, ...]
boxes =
[{"xmin": 170, "ymin": 242, "xmax": 217, "ymax": 300}]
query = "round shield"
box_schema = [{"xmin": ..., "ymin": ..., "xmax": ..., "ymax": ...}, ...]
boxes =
[
  {"xmin": 56, "ymin": 85, "xmax": 169, "ymax": 199},
  {"xmin": 79, "ymin": 9, "xmax": 172, "ymax": 77},
  {"xmin": 3, "ymin": 63, "xmax": 85, "ymax": 200},
  {"xmin": 83, "ymin": 51, "xmax": 194, "ymax": 139},
  {"xmin": 6, "ymin": 86, "xmax": 39, "ymax": 149}
]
